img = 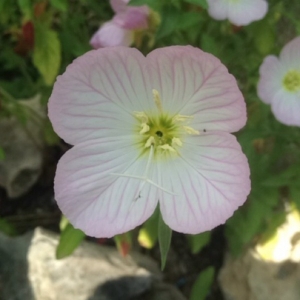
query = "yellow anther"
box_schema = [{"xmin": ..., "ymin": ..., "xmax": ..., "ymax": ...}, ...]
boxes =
[
  {"xmin": 158, "ymin": 144, "xmax": 176, "ymax": 152},
  {"xmin": 134, "ymin": 111, "xmax": 148, "ymax": 123},
  {"xmin": 145, "ymin": 136, "xmax": 155, "ymax": 148},
  {"xmin": 172, "ymin": 137, "xmax": 183, "ymax": 147},
  {"xmin": 140, "ymin": 123, "xmax": 150, "ymax": 134},
  {"xmin": 183, "ymin": 126, "xmax": 199, "ymax": 135},
  {"xmin": 173, "ymin": 115, "xmax": 194, "ymax": 122},
  {"xmin": 152, "ymin": 89, "xmax": 163, "ymax": 112}
]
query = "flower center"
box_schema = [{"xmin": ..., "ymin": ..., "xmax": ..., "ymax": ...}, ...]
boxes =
[
  {"xmin": 134, "ymin": 89, "xmax": 199, "ymax": 160},
  {"xmin": 282, "ymin": 70, "xmax": 300, "ymax": 92}
]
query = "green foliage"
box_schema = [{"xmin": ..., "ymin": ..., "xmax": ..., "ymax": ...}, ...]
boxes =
[
  {"xmin": 0, "ymin": 218, "xmax": 16, "ymax": 236},
  {"xmin": 158, "ymin": 211, "xmax": 172, "ymax": 270},
  {"xmin": 17, "ymin": 0, "xmax": 32, "ymax": 19},
  {"xmin": 138, "ymin": 208, "xmax": 159, "ymax": 249},
  {"xmin": 190, "ymin": 266, "xmax": 215, "ymax": 300},
  {"xmin": 183, "ymin": 0, "xmax": 208, "ymax": 9},
  {"xmin": 128, "ymin": 0, "xmax": 162, "ymax": 10},
  {"xmin": 50, "ymin": 0, "xmax": 68, "ymax": 12},
  {"xmin": 56, "ymin": 223, "xmax": 86, "ymax": 259},
  {"xmin": 188, "ymin": 231, "xmax": 211, "ymax": 254},
  {"xmin": 33, "ymin": 24, "xmax": 61, "ymax": 86}
]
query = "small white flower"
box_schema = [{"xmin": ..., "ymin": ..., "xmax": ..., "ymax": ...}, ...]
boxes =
[
  {"xmin": 258, "ymin": 36, "xmax": 300, "ymax": 127},
  {"xmin": 207, "ymin": 0, "xmax": 268, "ymax": 26}
]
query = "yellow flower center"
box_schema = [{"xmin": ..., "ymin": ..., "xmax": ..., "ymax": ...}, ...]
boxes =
[
  {"xmin": 282, "ymin": 70, "xmax": 300, "ymax": 92},
  {"xmin": 134, "ymin": 89, "xmax": 199, "ymax": 160}
]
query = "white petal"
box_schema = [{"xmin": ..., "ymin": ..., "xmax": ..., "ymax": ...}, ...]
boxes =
[
  {"xmin": 156, "ymin": 132, "xmax": 250, "ymax": 234},
  {"xmin": 55, "ymin": 137, "xmax": 158, "ymax": 237},
  {"xmin": 48, "ymin": 47, "xmax": 154, "ymax": 145}
]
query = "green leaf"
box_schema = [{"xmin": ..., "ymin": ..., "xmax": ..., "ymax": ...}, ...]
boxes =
[
  {"xmin": 183, "ymin": 0, "xmax": 208, "ymax": 9},
  {"xmin": 290, "ymin": 186, "xmax": 300, "ymax": 211},
  {"xmin": 249, "ymin": 20, "xmax": 275, "ymax": 55},
  {"xmin": 56, "ymin": 223, "xmax": 85, "ymax": 259},
  {"xmin": 33, "ymin": 24, "xmax": 61, "ymax": 86},
  {"xmin": 226, "ymin": 187, "xmax": 280, "ymax": 256},
  {"xmin": 177, "ymin": 12, "xmax": 201, "ymax": 30},
  {"xmin": 156, "ymin": 7, "xmax": 181, "ymax": 39},
  {"xmin": 128, "ymin": 0, "xmax": 162, "ymax": 10},
  {"xmin": 50, "ymin": 0, "xmax": 68, "ymax": 12},
  {"xmin": 18, "ymin": 0, "xmax": 32, "ymax": 19},
  {"xmin": 158, "ymin": 211, "xmax": 172, "ymax": 270},
  {"xmin": 43, "ymin": 119, "xmax": 60, "ymax": 145},
  {"xmin": 138, "ymin": 208, "xmax": 159, "ymax": 249},
  {"xmin": 188, "ymin": 231, "xmax": 211, "ymax": 254},
  {"xmin": 0, "ymin": 147, "xmax": 5, "ymax": 161},
  {"xmin": 0, "ymin": 218, "xmax": 17, "ymax": 236},
  {"xmin": 190, "ymin": 267, "xmax": 215, "ymax": 300}
]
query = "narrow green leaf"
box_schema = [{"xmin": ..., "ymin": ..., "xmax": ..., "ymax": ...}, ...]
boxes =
[
  {"xmin": 158, "ymin": 211, "xmax": 172, "ymax": 270},
  {"xmin": 56, "ymin": 223, "xmax": 85, "ymax": 259},
  {"xmin": 50, "ymin": 0, "xmax": 68, "ymax": 12},
  {"xmin": 33, "ymin": 24, "xmax": 61, "ymax": 86},
  {"xmin": 183, "ymin": 0, "xmax": 208, "ymax": 9},
  {"xmin": 188, "ymin": 231, "xmax": 211, "ymax": 254},
  {"xmin": 190, "ymin": 267, "xmax": 215, "ymax": 300},
  {"xmin": 138, "ymin": 208, "xmax": 159, "ymax": 249}
]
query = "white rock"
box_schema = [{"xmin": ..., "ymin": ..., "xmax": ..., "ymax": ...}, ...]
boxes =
[{"xmin": 219, "ymin": 210, "xmax": 300, "ymax": 300}]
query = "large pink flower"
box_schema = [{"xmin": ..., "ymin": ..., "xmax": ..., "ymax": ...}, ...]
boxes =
[
  {"xmin": 48, "ymin": 46, "xmax": 251, "ymax": 238},
  {"xmin": 90, "ymin": 0, "xmax": 149, "ymax": 48},
  {"xmin": 258, "ymin": 37, "xmax": 300, "ymax": 127},
  {"xmin": 207, "ymin": 0, "xmax": 268, "ymax": 26}
]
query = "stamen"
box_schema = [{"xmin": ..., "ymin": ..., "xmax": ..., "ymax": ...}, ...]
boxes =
[
  {"xmin": 140, "ymin": 123, "xmax": 150, "ymax": 134},
  {"xmin": 172, "ymin": 137, "xmax": 182, "ymax": 147},
  {"xmin": 183, "ymin": 126, "xmax": 200, "ymax": 135},
  {"xmin": 134, "ymin": 111, "xmax": 148, "ymax": 123},
  {"xmin": 173, "ymin": 115, "xmax": 194, "ymax": 122},
  {"xmin": 145, "ymin": 136, "xmax": 155, "ymax": 148},
  {"xmin": 109, "ymin": 145, "xmax": 177, "ymax": 197},
  {"xmin": 158, "ymin": 144, "xmax": 176, "ymax": 152},
  {"xmin": 152, "ymin": 89, "xmax": 163, "ymax": 112}
]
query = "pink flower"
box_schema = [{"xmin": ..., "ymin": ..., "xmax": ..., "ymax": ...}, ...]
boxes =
[
  {"xmin": 48, "ymin": 46, "xmax": 251, "ymax": 238},
  {"xmin": 258, "ymin": 37, "xmax": 300, "ymax": 127},
  {"xmin": 90, "ymin": 0, "xmax": 149, "ymax": 48},
  {"xmin": 207, "ymin": 0, "xmax": 268, "ymax": 26}
]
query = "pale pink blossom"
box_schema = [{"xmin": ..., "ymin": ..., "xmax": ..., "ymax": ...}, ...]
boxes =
[
  {"xmin": 207, "ymin": 0, "xmax": 268, "ymax": 26},
  {"xmin": 90, "ymin": 0, "xmax": 149, "ymax": 48},
  {"xmin": 258, "ymin": 37, "xmax": 300, "ymax": 126},
  {"xmin": 48, "ymin": 46, "xmax": 251, "ymax": 238}
]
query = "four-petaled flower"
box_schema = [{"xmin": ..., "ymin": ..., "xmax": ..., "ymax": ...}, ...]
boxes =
[
  {"xmin": 90, "ymin": 0, "xmax": 149, "ymax": 49},
  {"xmin": 258, "ymin": 36, "xmax": 300, "ymax": 127},
  {"xmin": 48, "ymin": 46, "xmax": 251, "ymax": 238},
  {"xmin": 207, "ymin": 0, "xmax": 268, "ymax": 26}
]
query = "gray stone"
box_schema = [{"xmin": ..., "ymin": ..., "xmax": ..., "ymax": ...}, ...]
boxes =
[
  {"xmin": 0, "ymin": 95, "xmax": 45, "ymax": 198},
  {"xmin": 219, "ymin": 211, "xmax": 300, "ymax": 300},
  {"xmin": 0, "ymin": 228, "xmax": 186, "ymax": 300}
]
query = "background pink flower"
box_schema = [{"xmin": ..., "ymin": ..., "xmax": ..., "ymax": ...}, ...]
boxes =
[
  {"xmin": 258, "ymin": 36, "xmax": 300, "ymax": 127},
  {"xmin": 90, "ymin": 0, "xmax": 149, "ymax": 48},
  {"xmin": 48, "ymin": 46, "xmax": 251, "ymax": 238},
  {"xmin": 207, "ymin": 0, "xmax": 268, "ymax": 26}
]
